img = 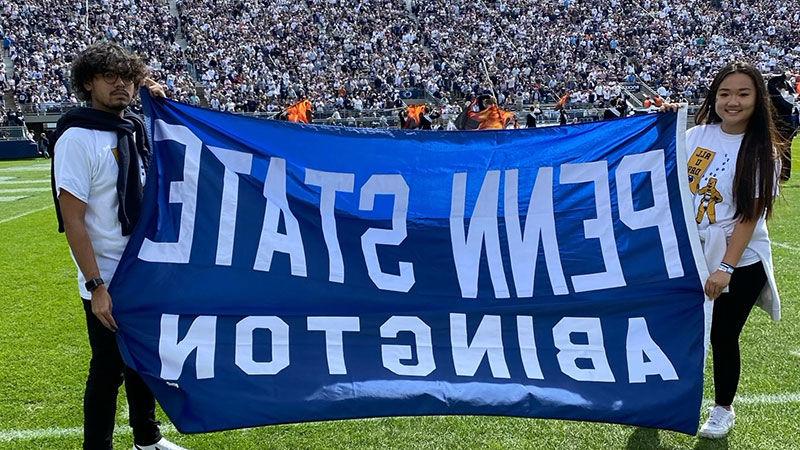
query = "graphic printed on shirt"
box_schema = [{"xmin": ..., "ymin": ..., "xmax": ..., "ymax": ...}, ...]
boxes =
[{"xmin": 688, "ymin": 145, "xmax": 732, "ymax": 224}]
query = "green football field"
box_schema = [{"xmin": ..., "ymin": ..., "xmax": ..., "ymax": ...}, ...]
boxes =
[{"xmin": 0, "ymin": 139, "xmax": 798, "ymax": 450}]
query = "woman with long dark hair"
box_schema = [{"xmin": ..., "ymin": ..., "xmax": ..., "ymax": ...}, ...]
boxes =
[{"xmin": 685, "ymin": 61, "xmax": 783, "ymax": 439}]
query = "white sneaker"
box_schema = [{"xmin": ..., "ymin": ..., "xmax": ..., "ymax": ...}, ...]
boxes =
[
  {"xmin": 133, "ymin": 437, "xmax": 189, "ymax": 450},
  {"xmin": 698, "ymin": 405, "xmax": 735, "ymax": 439}
]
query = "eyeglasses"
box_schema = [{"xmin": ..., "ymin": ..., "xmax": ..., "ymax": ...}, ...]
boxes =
[{"xmin": 99, "ymin": 72, "xmax": 134, "ymax": 85}]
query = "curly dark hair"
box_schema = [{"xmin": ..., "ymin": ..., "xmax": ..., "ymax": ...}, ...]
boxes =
[{"xmin": 70, "ymin": 41, "xmax": 149, "ymax": 101}]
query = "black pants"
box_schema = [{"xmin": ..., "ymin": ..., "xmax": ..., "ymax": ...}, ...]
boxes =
[
  {"xmin": 82, "ymin": 299, "xmax": 162, "ymax": 449},
  {"xmin": 710, "ymin": 261, "xmax": 767, "ymax": 407}
]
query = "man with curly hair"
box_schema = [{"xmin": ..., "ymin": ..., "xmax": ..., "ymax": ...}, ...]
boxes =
[{"xmin": 51, "ymin": 41, "xmax": 186, "ymax": 450}]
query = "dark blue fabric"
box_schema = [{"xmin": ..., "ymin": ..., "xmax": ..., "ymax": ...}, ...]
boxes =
[
  {"xmin": 111, "ymin": 93, "xmax": 706, "ymax": 435},
  {"xmin": 0, "ymin": 140, "xmax": 38, "ymax": 159}
]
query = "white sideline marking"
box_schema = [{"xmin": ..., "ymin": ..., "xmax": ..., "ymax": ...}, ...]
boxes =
[
  {"xmin": 0, "ymin": 165, "xmax": 50, "ymax": 172},
  {"xmin": 700, "ymin": 392, "xmax": 800, "ymax": 408},
  {"xmin": 791, "ymin": 351, "xmax": 800, "ymax": 358},
  {"xmin": 0, "ymin": 424, "xmax": 178, "ymax": 443},
  {"xmin": 0, "ymin": 205, "xmax": 51, "ymax": 225},
  {"xmin": 773, "ymin": 242, "xmax": 800, "ymax": 252},
  {"xmin": 0, "ymin": 187, "xmax": 51, "ymax": 194},
  {"xmin": 0, "ymin": 426, "xmax": 84, "ymax": 442},
  {"xmin": 0, "ymin": 196, "xmax": 27, "ymax": 202},
  {"xmin": 1, "ymin": 393, "xmax": 798, "ymax": 442},
  {"xmin": 0, "ymin": 179, "xmax": 49, "ymax": 185},
  {"xmin": 735, "ymin": 393, "xmax": 800, "ymax": 405}
]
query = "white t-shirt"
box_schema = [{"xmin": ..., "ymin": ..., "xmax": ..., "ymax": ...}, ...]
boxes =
[
  {"xmin": 685, "ymin": 124, "xmax": 763, "ymax": 267},
  {"xmin": 54, "ymin": 127, "xmax": 145, "ymax": 299}
]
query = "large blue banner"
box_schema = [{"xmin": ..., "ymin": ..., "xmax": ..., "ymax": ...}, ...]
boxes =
[{"xmin": 111, "ymin": 92, "xmax": 709, "ymax": 435}]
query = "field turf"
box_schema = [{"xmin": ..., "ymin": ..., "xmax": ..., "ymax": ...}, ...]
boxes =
[{"xmin": 0, "ymin": 139, "xmax": 797, "ymax": 449}]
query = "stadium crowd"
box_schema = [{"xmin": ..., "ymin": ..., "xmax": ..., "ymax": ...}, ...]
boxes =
[
  {"xmin": 178, "ymin": 0, "xmax": 428, "ymax": 112},
  {"xmin": 1, "ymin": 0, "xmax": 799, "ymax": 115},
  {"xmin": 0, "ymin": 0, "xmax": 196, "ymax": 111},
  {"xmin": 418, "ymin": 0, "xmax": 800, "ymax": 106}
]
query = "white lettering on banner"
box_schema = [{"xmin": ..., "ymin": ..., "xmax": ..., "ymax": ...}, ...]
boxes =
[
  {"xmin": 157, "ymin": 314, "xmax": 678, "ymax": 384},
  {"xmin": 139, "ymin": 121, "xmax": 202, "ymax": 263},
  {"xmin": 208, "ymin": 146, "xmax": 253, "ymax": 266},
  {"xmin": 254, "ymin": 157, "xmax": 308, "ymax": 276},
  {"xmin": 380, "ymin": 316, "xmax": 436, "ymax": 376},
  {"xmin": 626, "ymin": 317, "xmax": 679, "ymax": 383},
  {"xmin": 305, "ymin": 169, "xmax": 355, "ymax": 283},
  {"xmin": 504, "ymin": 168, "xmax": 568, "ymax": 297},
  {"xmin": 138, "ymin": 133, "xmax": 683, "ymax": 295},
  {"xmin": 615, "ymin": 150, "xmax": 683, "ymax": 278},
  {"xmin": 516, "ymin": 315, "xmax": 544, "ymax": 379},
  {"xmin": 553, "ymin": 317, "xmax": 616, "ymax": 382},
  {"xmin": 559, "ymin": 162, "xmax": 626, "ymax": 293},
  {"xmin": 307, "ymin": 317, "xmax": 361, "ymax": 375},
  {"xmin": 450, "ymin": 171, "xmax": 510, "ymax": 299},
  {"xmin": 235, "ymin": 316, "xmax": 290, "ymax": 375},
  {"xmin": 159, "ymin": 314, "xmax": 216, "ymax": 380},
  {"xmin": 359, "ymin": 175, "xmax": 415, "ymax": 292},
  {"xmin": 450, "ymin": 313, "xmax": 511, "ymax": 378}
]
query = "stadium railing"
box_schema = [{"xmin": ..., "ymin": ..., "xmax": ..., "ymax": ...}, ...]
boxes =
[
  {"xmin": 20, "ymin": 102, "xmax": 82, "ymax": 115},
  {"xmin": 0, "ymin": 126, "xmax": 32, "ymax": 141}
]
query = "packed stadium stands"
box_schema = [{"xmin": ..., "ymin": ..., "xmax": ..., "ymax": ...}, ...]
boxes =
[{"xmin": 1, "ymin": 0, "xmax": 799, "ymax": 120}]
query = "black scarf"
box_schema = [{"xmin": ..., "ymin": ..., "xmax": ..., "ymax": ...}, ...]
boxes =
[{"xmin": 49, "ymin": 107, "xmax": 151, "ymax": 236}]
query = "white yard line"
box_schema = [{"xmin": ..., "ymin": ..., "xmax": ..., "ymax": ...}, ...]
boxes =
[
  {"xmin": 773, "ymin": 241, "xmax": 800, "ymax": 252},
  {"xmin": 0, "ymin": 205, "xmax": 52, "ymax": 225},
  {"xmin": 700, "ymin": 392, "xmax": 800, "ymax": 407},
  {"xmin": 0, "ymin": 179, "xmax": 50, "ymax": 185},
  {"xmin": 0, "ymin": 426, "xmax": 85, "ymax": 442},
  {"xmin": 0, "ymin": 187, "xmax": 51, "ymax": 194},
  {"xmin": 0, "ymin": 424, "xmax": 178, "ymax": 443},
  {"xmin": 734, "ymin": 393, "xmax": 800, "ymax": 405},
  {"xmin": 1, "ymin": 392, "xmax": 799, "ymax": 442},
  {"xmin": 0, "ymin": 165, "xmax": 50, "ymax": 172}
]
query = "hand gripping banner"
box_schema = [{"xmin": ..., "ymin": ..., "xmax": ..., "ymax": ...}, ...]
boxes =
[{"xmin": 111, "ymin": 92, "xmax": 709, "ymax": 434}]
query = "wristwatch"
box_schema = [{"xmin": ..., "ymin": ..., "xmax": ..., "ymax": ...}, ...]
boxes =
[{"xmin": 85, "ymin": 277, "xmax": 105, "ymax": 292}]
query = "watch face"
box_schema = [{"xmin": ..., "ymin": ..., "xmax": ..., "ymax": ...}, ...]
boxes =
[{"xmin": 86, "ymin": 278, "xmax": 104, "ymax": 291}]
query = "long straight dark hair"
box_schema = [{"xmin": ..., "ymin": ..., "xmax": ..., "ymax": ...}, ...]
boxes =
[{"xmin": 695, "ymin": 61, "xmax": 784, "ymax": 221}]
